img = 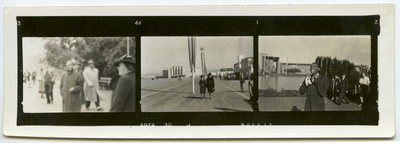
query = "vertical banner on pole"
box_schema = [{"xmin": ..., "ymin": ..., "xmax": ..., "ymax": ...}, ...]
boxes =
[{"xmin": 188, "ymin": 36, "xmax": 196, "ymax": 94}]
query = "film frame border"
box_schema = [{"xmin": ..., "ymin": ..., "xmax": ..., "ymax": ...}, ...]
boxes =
[{"xmin": 16, "ymin": 16, "xmax": 380, "ymax": 126}]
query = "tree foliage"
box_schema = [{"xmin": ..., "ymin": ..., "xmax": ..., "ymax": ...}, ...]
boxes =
[
  {"xmin": 42, "ymin": 37, "xmax": 135, "ymax": 77},
  {"xmin": 41, "ymin": 37, "xmax": 90, "ymax": 69},
  {"xmin": 322, "ymin": 57, "xmax": 361, "ymax": 88}
]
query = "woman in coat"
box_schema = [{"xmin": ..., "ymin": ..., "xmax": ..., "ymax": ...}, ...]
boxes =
[
  {"xmin": 109, "ymin": 55, "xmax": 137, "ymax": 112},
  {"xmin": 37, "ymin": 69, "xmax": 46, "ymax": 98},
  {"xmin": 199, "ymin": 75, "xmax": 206, "ymax": 99},
  {"xmin": 206, "ymin": 73, "xmax": 215, "ymax": 99}
]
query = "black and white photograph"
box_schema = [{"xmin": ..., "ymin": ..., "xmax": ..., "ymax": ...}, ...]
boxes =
[
  {"xmin": 141, "ymin": 36, "xmax": 254, "ymax": 112},
  {"xmin": 258, "ymin": 36, "xmax": 375, "ymax": 112},
  {"xmin": 2, "ymin": 4, "xmax": 395, "ymax": 139},
  {"xmin": 22, "ymin": 37, "xmax": 136, "ymax": 113}
]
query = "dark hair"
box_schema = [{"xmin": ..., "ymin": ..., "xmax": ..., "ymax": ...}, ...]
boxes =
[{"xmin": 40, "ymin": 69, "xmax": 43, "ymax": 72}]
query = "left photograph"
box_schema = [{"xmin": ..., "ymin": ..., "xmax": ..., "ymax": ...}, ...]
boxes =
[{"xmin": 22, "ymin": 37, "xmax": 136, "ymax": 113}]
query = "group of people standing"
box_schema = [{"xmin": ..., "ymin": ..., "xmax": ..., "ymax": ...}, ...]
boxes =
[
  {"xmin": 330, "ymin": 74, "xmax": 351, "ymax": 105},
  {"xmin": 330, "ymin": 72, "xmax": 370, "ymax": 107},
  {"xmin": 299, "ymin": 62, "xmax": 371, "ymax": 111},
  {"xmin": 58, "ymin": 54, "xmax": 136, "ymax": 112},
  {"xmin": 24, "ymin": 68, "xmax": 55, "ymax": 104},
  {"xmin": 199, "ymin": 73, "xmax": 215, "ymax": 99}
]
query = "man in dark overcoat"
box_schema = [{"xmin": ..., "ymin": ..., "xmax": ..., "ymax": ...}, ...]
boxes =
[
  {"xmin": 337, "ymin": 74, "xmax": 350, "ymax": 105},
  {"xmin": 60, "ymin": 60, "xmax": 84, "ymax": 112},
  {"xmin": 299, "ymin": 62, "xmax": 329, "ymax": 111}
]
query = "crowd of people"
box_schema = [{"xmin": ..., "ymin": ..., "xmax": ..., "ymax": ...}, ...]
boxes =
[
  {"xmin": 24, "ymin": 54, "xmax": 137, "ymax": 112},
  {"xmin": 299, "ymin": 62, "xmax": 371, "ymax": 111},
  {"xmin": 24, "ymin": 68, "xmax": 55, "ymax": 103}
]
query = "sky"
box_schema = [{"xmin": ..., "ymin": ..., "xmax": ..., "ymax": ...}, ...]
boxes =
[
  {"xmin": 22, "ymin": 38, "xmax": 48, "ymax": 70},
  {"xmin": 141, "ymin": 37, "xmax": 253, "ymax": 75},
  {"xmin": 23, "ymin": 38, "xmax": 46, "ymax": 56},
  {"xmin": 259, "ymin": 36, "xmax": 371, "ymax": 66}
]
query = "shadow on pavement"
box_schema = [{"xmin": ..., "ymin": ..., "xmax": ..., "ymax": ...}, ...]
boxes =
[
  {"xmin": 185, "ymin": 96, "xmax": 204, "ymax": 100},
  {"xmin": 213, "ymin": 107, "xmax": 243, "ymax": 112},
  {"xmin": 225, "ymin": 90, "xmax": 246, "ymax": 93},
  {"xmin": 141, "ymin": 88, "xmax": 188, "ymax": 94},
  {"xmin": 291, "ymin": 106, "xmax": 302, "ymax": 111}
]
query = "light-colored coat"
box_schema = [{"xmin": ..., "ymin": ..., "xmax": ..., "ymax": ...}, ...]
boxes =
[
  {"xmin": 37, "ymin": 72, "xmax": 45, "ymax": 93},
  {"xmin": 83, "ymin": 67, "xmax": 100, "ymax": 102}
]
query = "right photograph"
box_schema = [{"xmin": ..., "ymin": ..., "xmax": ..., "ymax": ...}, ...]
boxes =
[{"xmin": 258, "ymin": 36, "xmax": 372, "ymax": 111}]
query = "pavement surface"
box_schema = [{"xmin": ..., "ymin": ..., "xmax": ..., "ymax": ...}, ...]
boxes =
[
  {"xmin": 23, "ymin": 81, "xmax": 112, "ymax": 113},
  {"xmin": 141, "ymin": 78, "xmax": 253, "ymax": 112},
  {"xmin": 259, "ymin": 97, "xmax": 362, "ymax": 111}
]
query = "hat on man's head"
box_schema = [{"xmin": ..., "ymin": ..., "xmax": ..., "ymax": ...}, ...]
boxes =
[
  {"xmin": 114, "ymin": 54, "xmax": 135, "ymax": 67},
  {"xmin": 88, "ymin": 59, "xmax": 94, "ymax": 64}
]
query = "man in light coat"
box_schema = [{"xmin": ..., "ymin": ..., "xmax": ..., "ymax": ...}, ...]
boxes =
[{"xmin": 83, "ymin": 59, "xmax": 103, "ymax": 111}]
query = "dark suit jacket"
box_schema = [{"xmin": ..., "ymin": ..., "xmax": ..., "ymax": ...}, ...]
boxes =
[
  {"xmin": 339, "ymin": 78, "xmax": 349, "ymax": 93},
  {"xmin": 110, "ymin": 71, "xmax": 136, "ymax": 112}
]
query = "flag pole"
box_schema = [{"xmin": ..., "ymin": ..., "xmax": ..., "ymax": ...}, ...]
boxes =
[{"xmin": 192, "ymin": 37, "xmax": 196, "ymax": 94}]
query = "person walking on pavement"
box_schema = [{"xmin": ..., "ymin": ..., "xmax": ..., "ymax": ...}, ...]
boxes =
[
  {"xmin": 331, "ymin": 74, "xmax": 341, "ymax": 103},
  {"xmin": 60, "ymin": 60, "xmax": 85, "ymax": 112},
  {"xmin": 83, "ymin": 59, "xmax": 104, "ymax": 111},
  {"xmin": 206, "ymin": 73, "xmax": 215, "ymax": 99},
  {"xmin": 337, "ymin": 74, "xmax": 350, "ymax": 105},
  {"xmin": 31, "ymin": 68, "xmax": 37, "ymax": 85},
  {"xmin": 44, "ymin": 69, "xmax": 55, "ymax": 104},
  {"xmin": 358, "ymin": 72, "xmax": 370, "ymax": 106},
  {"xmin": 110, "ymin": 55, "xmax": 137, "ymax": 112},
  {"xmin": 239, "ymin": 73, "xmax": 245, "ymax": 92},
  {"xmin": 23, "ymin": 70, "xmax": 31, "ymax": 88},
  {"xmin": 199, "ymin": 75, "xmax": 206, "ymax": 99},
  {"xmin": 37, "ymin": 69, "xmax": 46, "ymax": 98}
]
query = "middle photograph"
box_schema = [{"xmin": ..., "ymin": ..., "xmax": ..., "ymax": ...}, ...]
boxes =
[{"xmin": 141, "ymin": 36, "xmax": 254, "ymax": 112}]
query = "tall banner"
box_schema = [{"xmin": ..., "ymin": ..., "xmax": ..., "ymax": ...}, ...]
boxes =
[
  {"xmin": 201, "ymin": 53, "xmax": 207, "ymax": 75},
  {"xmin": 187, "ymin": 36, "xmax": 196, "ymax": 94},
  {"xmin": 187, "ymin": 36, "xmax": 196, "ymax": 72}
]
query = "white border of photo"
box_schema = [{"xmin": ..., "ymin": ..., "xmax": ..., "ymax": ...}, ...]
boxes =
[{"xmin": 3, "ymin": 4, "xmax": 395, "ymax": 139}]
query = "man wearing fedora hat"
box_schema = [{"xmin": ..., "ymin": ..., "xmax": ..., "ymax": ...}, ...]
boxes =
[
  {"xmin": 110, "ymin": 55, "xmax": 137, "ymax": 112},
  {"xmin": 83, "ymin": 59, "xmax": 104, "ymax": 111}
]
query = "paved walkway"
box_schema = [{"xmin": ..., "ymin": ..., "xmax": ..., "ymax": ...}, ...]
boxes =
[
  {"xmin": 23, "ymin": 81, "xmax": 112, "ymax": 113},
  {"xmin": 258, "ymin": 97, "xmax": 362, "ymax": 111},
  {"xmin": 141, "ymin": 78, "xmax": 253, "ymax": 112}
]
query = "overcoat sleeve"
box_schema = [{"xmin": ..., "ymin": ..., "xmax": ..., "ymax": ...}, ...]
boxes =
[
  {"xmin": 314, "ymin": 76, "xmax": 328, "ymax": 97},
  {"xmin": 60, "ymin": 74, "xmax": 65, "ymax": 96},
  {"xmin": 110, "ymin": 77, "xmax": 132, "ymax": 112},
  {"xmin": 82, "ymin": 69, "xmax": 93, "ymax": 86},
  {"xmin": 71, "ymin": 74, "xmax": 84, "ymax": 94},
  {"xmin": 299, "ymin": 80, "xmax": 308, "ymax": 95},
  {"xmin": 212, "ymin": 78, "xmax": 215, "ymax": 88}
]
